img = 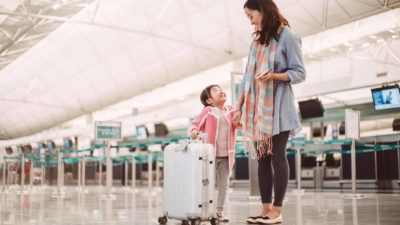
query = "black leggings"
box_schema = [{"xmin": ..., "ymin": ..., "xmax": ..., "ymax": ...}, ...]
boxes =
[{"xmin": 258, "ymin": 131, "xmax": 290, "ymax": 207}]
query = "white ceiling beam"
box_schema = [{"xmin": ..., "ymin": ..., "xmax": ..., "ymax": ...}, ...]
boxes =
[
  {"xmin": 23, "ymin": 76, "xmax": 38, "ymax": 101},
  {"xmin": 12, "ymin": 27, "xmax": 22, "ymax": 40},
  {"xmin": 1, "ymin": 47, "xmax": 31, "ymax": 56},
  {"xmin": 297, "ymin": 1, "xmax": 322, "ymax": 27},
  {"xmin": 354, "ymin": 0, "xmax": 384, "ymax": 8},
  {"xmin": 334, "ymin": 0, "xmax": 352, "ymax": 17},
  {"xmin": 383, "ymin": 42, "xmax": 400, "ymax": 63},
  {"xmin": 16, "ymin": 32, "xmax": 50, "ymax": 42},
  {"xmin": 303, "ymin": 8, "xmax": 400, "ymax": 56},
  {"xmin": 18, "ymin": 1, "xmax": 34, "ymax": 23},
  {"xmin": 89, "ymin": 0, "xmax": 101, "ymax": 23},
  {"xmin": 152, "ymin": 0, "xmax": 173, "ymax": 31},
  {"xmin": 323, "ymin": 0, "xmax": 329, "ymax": 28},
  {"xmin": 0, "ymin": 10, "xmax": 233, "ymax": 55},
  {"xmin": 0, "ymin": 27, "xmax": 15, "ymax": 42},
  {"xmin": 384, "ymin": 0, "xmax": 390, "ymax": 8},
  {"xmin": 0, "ymin": 98, "xmax": 72, "ymax": 110},
  {"xmin": 177, "ymin": 0, "xmax": 201, "ymax": 72},
  {"xmin": 0, "ymin": 59, "xmax": 12, "ymax": 66}
]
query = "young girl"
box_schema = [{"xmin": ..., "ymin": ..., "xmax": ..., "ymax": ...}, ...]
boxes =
[{"xmin": 191, "ymin": 84, "xmax": 239, "ymax": 223}]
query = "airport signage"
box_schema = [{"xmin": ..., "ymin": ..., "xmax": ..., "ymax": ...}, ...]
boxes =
[{"xmin": 95, "ymin": 121, "xmax": 122, "ymax": 141}]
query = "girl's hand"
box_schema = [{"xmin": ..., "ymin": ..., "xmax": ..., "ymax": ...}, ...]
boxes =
[{"xmin": 191, "ymin": 129, "xmax": 199, "ymax": 139}]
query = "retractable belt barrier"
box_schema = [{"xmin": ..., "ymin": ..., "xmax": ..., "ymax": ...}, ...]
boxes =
[
  {"xmin": 14, "ymin": 137, "xmax": 182, "ymax": 168},
  {"xmin": 7, "ymin": 137, "xmax": 398, "ymax": 167},
  {"xmin": 235, "ymin": 139, "xmax": 400, "ymax": 157}
]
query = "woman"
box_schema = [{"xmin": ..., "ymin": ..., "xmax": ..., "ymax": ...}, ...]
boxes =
[{"xmin": 233, "ymin": 0, "xmax": 306, "ymax": 224}]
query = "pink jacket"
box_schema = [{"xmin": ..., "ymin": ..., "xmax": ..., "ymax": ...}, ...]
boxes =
[{"xmin": 192, "ymin": 105, "xmax": 237, "ymax": 176}]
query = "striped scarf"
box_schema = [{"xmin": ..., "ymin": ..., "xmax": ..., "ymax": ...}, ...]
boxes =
[{"xmin": 241, "ymin": 38, "xmax": 277, "ymax": 158}]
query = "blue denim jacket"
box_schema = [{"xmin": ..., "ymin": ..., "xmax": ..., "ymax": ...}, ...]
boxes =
[{"xmin": 241, "ymin": 27, "xmax": 306, "ymax": 136}]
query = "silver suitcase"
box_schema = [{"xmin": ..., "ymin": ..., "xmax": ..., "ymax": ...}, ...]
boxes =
[{"xmin": 159, "ymin": 134, "xmax": 220, "ymax": 225}]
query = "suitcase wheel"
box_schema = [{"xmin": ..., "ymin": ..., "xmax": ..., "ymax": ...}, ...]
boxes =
[
  {"xmin": 158, "ymin": 216, "xmax": 167, "ymax": 224},
  {"xmin": 210, "ymin": 217, "xmax": 220, "ymax": 225},
  {"xmin": 181, "ymin": 220, "xmax": 190, "ymax": 225},
  {"xmin": 189, "ymin": 218, "xmax": 201, "ymax": 225}
]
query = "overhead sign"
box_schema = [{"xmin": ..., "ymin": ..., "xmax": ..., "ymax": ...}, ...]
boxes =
[{"xmin": 95, "ymin": 121, "xmax": 122, "ymax": 141}]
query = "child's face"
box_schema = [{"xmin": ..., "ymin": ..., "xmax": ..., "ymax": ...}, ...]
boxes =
[{"xmin": 207, "ymin": 86, "xmax": 226, "ymax": 106}]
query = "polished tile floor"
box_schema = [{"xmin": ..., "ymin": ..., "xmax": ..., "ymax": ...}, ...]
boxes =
[{"xmin": 0, "ymin": 185, "xmax": 399, "ymax": 225}]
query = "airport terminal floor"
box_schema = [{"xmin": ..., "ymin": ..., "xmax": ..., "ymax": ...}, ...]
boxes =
[{"xmin": 1, "ymin": 186, "xmax": 400, "ymax": 225}]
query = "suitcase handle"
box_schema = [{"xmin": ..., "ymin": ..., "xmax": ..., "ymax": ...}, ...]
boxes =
[
  {"xmin": 173, "ymin": 143, "xmax": 190, "ymax": 152},
  {"xmin": 197, "ymin": 133, "xmax": 208, "ymax": 139},
  {"xmin": 191, "ymin": 132, "xmax": 208, "ymax": 143}
]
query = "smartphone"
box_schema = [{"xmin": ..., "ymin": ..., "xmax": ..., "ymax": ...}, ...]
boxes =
[{"xmin": 256, "ymin": 68, "xmax": 272, "ymax": 79}]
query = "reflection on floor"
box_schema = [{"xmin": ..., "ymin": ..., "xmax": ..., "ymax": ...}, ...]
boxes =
[{"xmin": 0, "ymin": 186, "xmax": 399, "ymax": 225}]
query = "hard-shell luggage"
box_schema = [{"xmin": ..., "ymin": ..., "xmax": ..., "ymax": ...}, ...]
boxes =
[{"xmin": 158, "ymin": 135, "xmax": 220, "ymax": 225}]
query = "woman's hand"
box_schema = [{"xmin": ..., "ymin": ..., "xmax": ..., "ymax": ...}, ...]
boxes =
[
  {"xmin": 257, "ymin": 71, "xmax": 275, "ymax": 82},
  {"xmin": 233, "ymin": 110, "xmax": 242, "ymax": 126}
]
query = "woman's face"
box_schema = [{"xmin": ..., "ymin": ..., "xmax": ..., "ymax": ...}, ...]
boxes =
[{"xmin": 244, "ymin": 7, "xmax": 263, "ymax": 32}]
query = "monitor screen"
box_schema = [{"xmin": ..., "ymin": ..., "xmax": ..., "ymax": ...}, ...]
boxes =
[
  {"xmin": 63, "ymin": 138, "xmax": 73, "ymax": 148},
  {"xmin": 21, "ymin": 145, "xmax": 32, "ymax": 154},
  {"xmin": 154, "ymin": 123, "xmax": 168, "ymax": 136},
  {"xmin": 38, "ymin": 142, "xmax": 47, "ymax": 149},
  {"xmin": 5, "ymin": 147, "xmax": 13, "ymax": 155},
  {"xmin": 371, "ymin": 85, "xmax": 400, "ymax": 110},
  {"xmin": 136, "ymin": 126, "xmax": 148, "ymax": 140},
  {"xmin": 47, "ymin": 141, "xmax": 56, "ymax": 150},
  {"xmin": 298, "ymin": 99, "xmax": 324, "ymax": 119}
]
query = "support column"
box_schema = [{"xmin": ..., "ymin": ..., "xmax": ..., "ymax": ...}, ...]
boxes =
[
  {"xmin": 20, "ymin": 155, "xmax": 26, "ymax": 194},
  {"xmin": 124, "ymin": 161, "xmax": 129, "ymax": 188},
  {"xmin": 131, "ymin": 155, "xmax": 136, "ymax": 191},
  {"xmin": 1, "ymin": 158, "xmax": 7, "ymax": 193}
]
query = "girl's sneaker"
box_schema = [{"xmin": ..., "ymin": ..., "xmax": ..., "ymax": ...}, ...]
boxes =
[{"xmin": 216, "ymin": 212, "xmax": 229, "ymax": 222}]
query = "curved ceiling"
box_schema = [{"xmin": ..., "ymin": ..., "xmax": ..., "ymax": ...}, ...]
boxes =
[{"xmin": 0, "ymin": 0, "xmax": 399, "ymax": 140}]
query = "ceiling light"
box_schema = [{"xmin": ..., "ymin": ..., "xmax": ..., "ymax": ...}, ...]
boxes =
[
  {"xmin": 370, "ymin": 35, "xmax": 377, "ymax": 39},
  {"xmin": 377, "ymin": 39, "xmax": 384, "ymax": 43},
  {"xmin": 361, "ymin": 42, "xmax": 370, "ymax": 48},
  {"xmin": 178, "ymin": 96, "xmax": 185, "ymax": 101},
  {"xmin": 388, "ymin": 29, "xmax": 396, "ymax": 34},
  {"xmin": 52, "ymin": 3, "xmax": 61, "ymax": 9},
  {"xmin": 392, "ymin": 35, "xmax": 399, "ymax": 39},
  {"xmin": 344, "ymin": 42, "xmax": 353, "ymax": 47}
]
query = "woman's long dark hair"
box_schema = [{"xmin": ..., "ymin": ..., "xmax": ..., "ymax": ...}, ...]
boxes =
[{"xmin": 244, "ymin": 0, "xmax": 289, "ymax": 45}]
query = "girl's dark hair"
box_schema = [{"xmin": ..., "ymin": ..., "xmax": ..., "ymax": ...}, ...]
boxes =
[
  {"xmin": 200, "ymin": 84, "xmax": 220, "ymax": 107},
  {"xmin": 244, "ymin": 0, "xmax": 289, "ymax": 45}
]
